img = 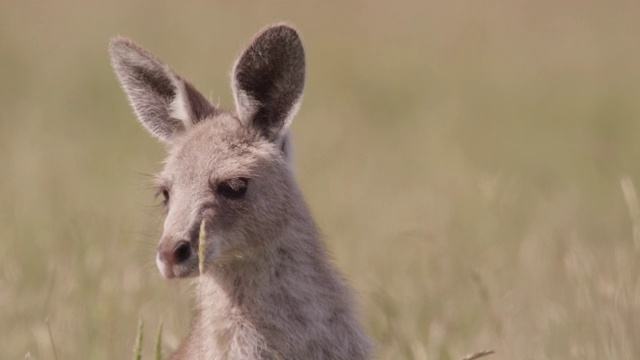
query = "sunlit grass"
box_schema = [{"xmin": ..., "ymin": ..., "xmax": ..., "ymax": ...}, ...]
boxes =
[
  {"xmin": 2, "ymin": 0, "xmax": 640, "ymax": 359},
  {"xmin": 132, "ymin": 319, "xmax": 164, "ymax": 360},
  {"xmin": 133, "ymin": 320, "xmax": 143, "ymax": 360}
]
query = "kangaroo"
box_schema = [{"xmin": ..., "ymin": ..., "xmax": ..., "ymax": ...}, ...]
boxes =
[{"xmin": 109, "ymin": 24, "xmax": 372, "ymax": 359}]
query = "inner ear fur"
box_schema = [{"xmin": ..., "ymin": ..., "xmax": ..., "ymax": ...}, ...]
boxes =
[
  {"xmin": 109, "ymin": 37, "xmax": 216, "ymax": 143},
  {"xmin": 231, "ymin": 24, "xmax": 306, "ymax": 142}
]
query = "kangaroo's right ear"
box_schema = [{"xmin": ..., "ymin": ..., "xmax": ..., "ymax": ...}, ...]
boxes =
[{"xmin": 109, "ymin": 37, "xmax": 217, "ymax": 143}]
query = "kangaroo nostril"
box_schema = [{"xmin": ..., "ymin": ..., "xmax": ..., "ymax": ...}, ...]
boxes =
[{"xmin": 172, "ymin": 240, "xmax": 192, "ymax": 264}]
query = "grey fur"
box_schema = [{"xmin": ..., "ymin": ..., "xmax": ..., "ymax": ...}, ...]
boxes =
[
  {"xmin": 110, "ymin": 24, "xmax": 372, "ymax": 359},
  {"xmin": 109, "ymin": 37, "xmax": 217, "ymax": 143}
]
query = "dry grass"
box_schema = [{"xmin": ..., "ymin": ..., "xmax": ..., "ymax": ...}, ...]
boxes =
[{"xmin": 2, "ymin": 0, "xmax": 640, "ymax": 359}]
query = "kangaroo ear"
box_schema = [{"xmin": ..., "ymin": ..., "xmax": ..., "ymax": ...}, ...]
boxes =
[
  {"xmin": 231, "ymin": 24, "xmax": 305, "ymax": 142},
  {"xmin": 109, "ymin": 37, "xmax": 217, "ymax": 143}
]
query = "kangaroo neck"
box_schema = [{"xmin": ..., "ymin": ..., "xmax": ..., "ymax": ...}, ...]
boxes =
[{"xmin": 194, "ymin": 221, "xmax": 342, "ymax": 359}]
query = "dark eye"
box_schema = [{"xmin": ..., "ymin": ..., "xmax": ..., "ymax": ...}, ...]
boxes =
[
  {"xmin": 217, "ymin": 178, "xmax": 249, "ymax": 199},
  {"xmin": 157, "ymin": 187, "xmax": 170, "ymax": 205}
]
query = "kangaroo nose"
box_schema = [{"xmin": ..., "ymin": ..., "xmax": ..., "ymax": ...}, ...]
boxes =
[
  {"xmin": 159, "ymin": 240, "xmax": 192, "ymax": 266},
  {"xmin": 173, "ymin": 240, "xmax": 192, "ymax": 264}
]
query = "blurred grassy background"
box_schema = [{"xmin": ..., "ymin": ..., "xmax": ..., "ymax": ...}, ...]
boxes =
[{"xmin": 2, "ymin": 0, "xmax": 640, "ymax": 359}]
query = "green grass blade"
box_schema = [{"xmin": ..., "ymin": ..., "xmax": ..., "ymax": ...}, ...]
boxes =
[
  {"xmin": 133, "ymin": 319, "xmax": 143, "ymax": 360},
  {"xmin": 198, "ymin": 219, "xmax": 207, "ymax": 274},
  {"xmin": 155, "ymin": 321, "xmax": 163, "ymax": 360}
]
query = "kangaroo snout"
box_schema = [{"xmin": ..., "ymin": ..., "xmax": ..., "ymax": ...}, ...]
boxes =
[
  {"xmin": 160, "ymin": 239, "xmax": 192, "ymax": 265},
  {"xmin": 157, "ymin": 237, "xmax": 196, "ymax": 279}
]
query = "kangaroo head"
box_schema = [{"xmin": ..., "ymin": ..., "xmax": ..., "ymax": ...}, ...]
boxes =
[{"xmin": 110, "ymin": 25, "xmax": 305, "ymax": 278}]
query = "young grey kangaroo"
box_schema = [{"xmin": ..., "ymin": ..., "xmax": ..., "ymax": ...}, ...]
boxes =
[{"xmin": 109, "ymin": 24, "xmax": 372, "ymax": 359}]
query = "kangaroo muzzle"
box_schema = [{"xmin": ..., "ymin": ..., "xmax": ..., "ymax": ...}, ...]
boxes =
[{"xmin": 156, "ymin": 236, "xmax": 196, "ymax": 278}]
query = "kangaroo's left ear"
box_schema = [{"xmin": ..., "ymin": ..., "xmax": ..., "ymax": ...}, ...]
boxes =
[{"xmin": 231, "ymin": 24, "xmax": 305, "ymax": 142}]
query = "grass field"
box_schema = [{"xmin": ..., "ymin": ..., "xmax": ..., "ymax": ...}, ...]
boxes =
[{"xmin": 2, "ymin": 0, "xmax": 640, "ymax": 359}]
